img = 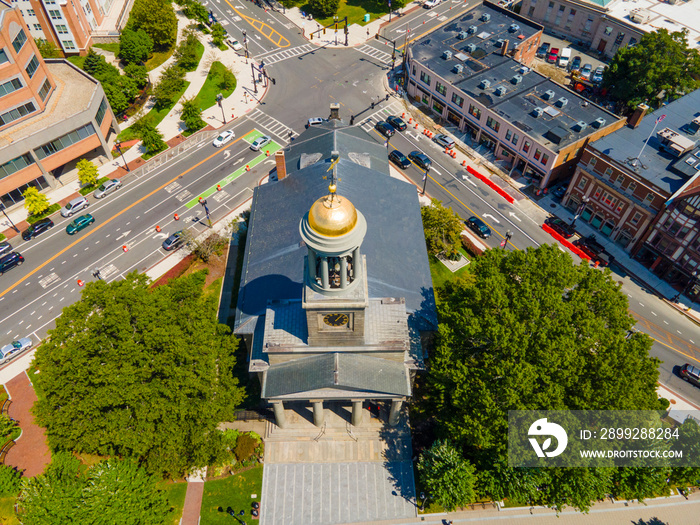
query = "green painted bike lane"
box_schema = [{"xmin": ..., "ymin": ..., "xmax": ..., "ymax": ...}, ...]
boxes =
[{"xmin": 185, "ymin": 130, "xmax": 282, "ymax": 208}]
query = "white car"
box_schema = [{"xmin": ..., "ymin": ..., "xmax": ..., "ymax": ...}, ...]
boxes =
[
  {"xmin": 61, "ymin": 196, "xmax": 89, "ymax": 217},
  {"xmin": 250, "ymin": 135, "xmax": 271, "ymax": 151},
  {"xmin": 1, "ymin": 337, "xmax": 33, "ymax": 362},
  {"xmin": 592, "ymin": 66, "xmax": 605, "ymax": 84},
  {"xmin": 307, "ymin": 117, "xmax": 325, "ymax": 128},
  {"xmin": 213, "ymin": 130, "xmax": 235, "ymax": 148},
  {"xmin": 227, "ymin": 39, "xmax": 243, "ymax": 52},
  {"xmin": 93, "ymin": 178, "xmax": 122, "ymax": 199},
  {"xmin": 423, "ymin": 0, "xmax": 441, "ymax": 8}
]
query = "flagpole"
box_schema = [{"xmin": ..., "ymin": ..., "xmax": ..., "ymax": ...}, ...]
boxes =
[{"xmin": 632, "ymin": 115, "xmax": 665, "ymax": 167}]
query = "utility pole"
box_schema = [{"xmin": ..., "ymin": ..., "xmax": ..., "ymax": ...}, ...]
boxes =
[
  {"xmin": 251, "ymin": 63, "xmax": 258, "ymax": 94},
  {"xmin": 216, "ymin": 93, "xmax": 226, "ymax": 124},
  {"xmin": 421, "ymin": 167, "xmax": 430, "ymax": 195},
  {"xmin": 114, "ymin": 140, "xmax": 130, "ymax": 172},
  {"xmin": 333, "ymin": 16, "xmax": 338, "ymax": 45}
]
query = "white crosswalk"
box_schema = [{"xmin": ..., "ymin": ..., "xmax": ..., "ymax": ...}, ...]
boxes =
[
  {"xmin": 358, "ymin": 102, "xmax": 406, "ymax": 132},
  {"xmin": 258, "ymin": 44, "xmax": 315, "ymax": 65},
  {"xmin": 247, "ymin": 108, "xmax": 297, "ymax": 140},
  {"xmin": 356, "ymin": 44, "xmax": 393, "ymax": 65}
]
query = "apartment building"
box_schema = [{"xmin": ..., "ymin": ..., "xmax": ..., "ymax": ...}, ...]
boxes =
[
  {"xmin": 405, "ymin": 0, "xmax": 623, "ymax": 188},
  {"xmin": 1, "ymin": 1, "xmax": 119, "ymax": 210}
]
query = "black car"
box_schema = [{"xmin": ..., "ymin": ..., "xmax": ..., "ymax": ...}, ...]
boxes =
[
  {"xmin": 386, "ymin": 116, "xmax": 407, "ymax": 131},
  {"xmin": 536, "ymin": 42, "xmax": 550, "ymax": 58},
  {"xmin": 22, "ymin": 218, "xmax": 54, "ymax": 241},
  {"xmin": 408, "ymin": 151, "xmax": 431, "ymax": 171},
  {"xmin": 389, "ymin": 150, "xmax": 411, "ymax": 169},
  {"xmin": 162, "ymin": 231, "xmax": 185, "ymax": 251},
  {"xmin": 544, "ymin": 216, "xmax": 575, "ymax": 239},
  {"xmin": 0, "ymin": 241, "xmax": 11, "ymax": 257},
  {"xmin": 375, "ymin": 121, "xmax": 395, "ymax": 138},
  {"xmin": 0, "ymin": 252, "xmax": 24, "ymax": 274},
  {"xmin": 573, "ymin": 234, "xmax": 614, "ymax": 266},
  {"xmin": 466, "ymin": 216, "xmax": 492, "ymax": 239},
  {"xmin": 551, "ymin": 185, "xmax": 567, "ymax": 199}
]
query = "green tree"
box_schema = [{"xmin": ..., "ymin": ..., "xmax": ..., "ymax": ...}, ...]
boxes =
[
  {"xmin": 124, "ymin": 62, "xmax": 149, "ymax": 88},
  {"xmin": 603, "ymin": 29, "xmax": 700, "ymax": 109},
  {"xmin": 180, "ymin": 0, "xmax": 208, "ymax": 23},
  {"xmin": 140, "ymin": 121, "xmax": 168, "ymax": 154},
  {"xmin": 118, "ymin": 28, "xmax": 154, "ymax": 64},
  {"xmin": 417, "ymin": 440, "xmax": 477, "ymax": 511},
  {"xmin": 308, "ymin": 0, "xmax": 339, "ymax": 17},
  {"xmin": 152, "ymin": 64, "xmax": 185, "ymax": 108},
  {"xmin": 129, "ymin": 0, "xmax": 178, "ymax": 49},
  {"xmin": 218, "ymin": 64, "xmax": 236, "ymax": 91},
  {"xmin": 0, "ymin": 465, "xmax": 21, "ymax": 496},
  {"xmin": 103, "ymin": 82, "xmax": 130, "ymax": 113},
  {"xmin": 421, "ymin": 199, "xmax": 464, "ymax": 260},
  {"xmin": 34, "ymin": 38, "xmax": 61, "ymax": 58},
  {"xmin": 23, "ymin": 186, "xmax": 50, "ymax": 216},
  {"xmin": 211, "ymin": 23, "xmax": 226, "ymax": 47},
  {"xmin": 76, "ymin": 159, "xmax": 99, "ymax": 187},
  {"xmin": 0, "ymin": 413, "xmax": 18, "ymax": 439},
  {"xmin": 180, "ymin": 97, "xmax": 205, "ymax": 132},
  {"xmin": 174, "ymin": 30, "xmax": 202, "ymax": 71},
  {"xmin": 82, "ymin": 49, "xmax": 105, "ymax": 76},
  {"xmin": 33, "ymin": 272, "xmax": 244, "ymax": 477}
]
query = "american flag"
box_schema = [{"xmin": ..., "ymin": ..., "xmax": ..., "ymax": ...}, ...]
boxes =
[{"xmin": 656, "ymin": 114, "xmax": 667, "ymax": 124}]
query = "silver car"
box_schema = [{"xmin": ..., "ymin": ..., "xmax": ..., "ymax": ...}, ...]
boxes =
[
  {"xmin": 1, "ymin": 337, "xmax": 33, "ymax": 362},
  {"xmin": 93, "ymin": 178, "xmax": 122, "ymax": 199},
  {"xmin": 61, "ymin": 196, "xmax": 89, "ymax": 217},
  {"xmin": 0, "ymin": 241, "xmax": 11, "ymax": 257},
  {"xmin": 250, "ymin": 135, "xmax": 271, "ymax": 151}
]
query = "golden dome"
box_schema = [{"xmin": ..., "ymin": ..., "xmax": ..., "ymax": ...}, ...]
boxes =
[{"xmin": 308, "ymin": 187, "xmax": 357, "ymax": 237}]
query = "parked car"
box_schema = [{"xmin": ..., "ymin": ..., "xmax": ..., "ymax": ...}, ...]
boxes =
[
  {"xmin": 592, "ymin": 65, "xmax": 605, "ymax": 83},
  {"xmin": 408, "ymin": 151, "xmax": 431, "ymax": 171},
  {"xmin": 307, "ymin": 117, "xmax": 325, "ymax": 128},
  {"xmin": 557, "ymin": 48, "xmax": 572, "ymax": 68},
  {"xmin": 569, "ymin": 55, "xmax": 582, "ymax": 72},
  {"xmin": 375, "ymin": 121, "xmax": 395, "ymax": 138},
  {"xmin": 580, "ymin": 63, "xmax": 593, "ymax": 80},
  {"xmin": 66, "ymin": 214, "xmax": 95, "ymax": 235},
  {"xmin": 552, "ymin": 184, "xmax": 568, "ymax": 199},
  {"xmin": 0, "ymin": 252, "xmax": 24, "ymax": 274},
  {"xmin": 162, "ymin": 231, "xmax": 186, "ymax": 251},
  {"xmin": 573, "ymin": 234, "xmax": 613, "ymax": 266},
  {"xmin": 0, "ymin": 241, "xmax": 11, "ymax": 257},
  {"xmin": 22, "ymin": 218, "xmax": 54, "ymax": 241},
  {"xmin": 466, "ymin": 216, "xmax": 492, "ymax": 239},
  {"xmin": 423, "ymin": 0, "xmax": 441, "ymax": 8},
  {"xmin": 536, "ymin": 42, "xmax": 550, "ymax": 58},
  {"xmin": 680, "ymin": 363, "xmax": 700, "ymax": 387},
  {"xmin": 213, "ymin": 130, "xmax": 235, "ymax": 148},
  {"xmin": 250, "ymin": 135, "xmax": 272, "ymax": 151},
  {"xmin": 389, "ymin": 150, "xmax": 411, "ymax": 169},
  {"xmin": 546, "ymin": 48, "xmax": 559, "ymax": 64},
  {"xmin": 433, "ymin": 134, "xmax": 455, "ymax": 149},
  {"xmin": 544, "ymin": 216, "xmax": 575, "ymax": 239},
  {"xmin": 0, "ymin": 337, "xmax": 32, "ymax": 361},
  {"xmin": 93, "ymin": 178, "xmax": 122, "ymax": 199},
  {"xmin": 386, "ymin": 115, "xmax": 407, "ymax": 131},
  {"xmin": 61, "ymin": 196, "xmax": 89, "ymax": 217},
  {"xmin": 227, "ymin": 38, "xmax": 243, "ymax": 51}
]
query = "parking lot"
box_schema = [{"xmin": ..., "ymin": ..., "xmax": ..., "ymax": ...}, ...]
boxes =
[{"xmin": 530, "ymin": 34, "xmax": 607, "ymax": 85}]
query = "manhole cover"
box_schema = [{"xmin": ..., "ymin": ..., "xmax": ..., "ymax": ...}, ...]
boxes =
[{"xmin": 550, "ymin": 204, "xmax": 557, "ymax": 209}]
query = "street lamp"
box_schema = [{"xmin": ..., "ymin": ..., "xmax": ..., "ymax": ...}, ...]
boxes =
[
  {"xmin": 570, "ymin": 195, "xmax": 590, "ymax": 228},
  {"xmin": 216, "ymin": 93, "xmax": 226, "ymax": 124},
  {"xmin": 242, "ymin": 30, "xmax": 249, "ymax": 63},
  {"xmin": 199, "ymin": 198, "xmax": 212, "ymax": 227},
  {"xmin": 419, "ymin": 492, "xmax": 427, "ymax": 510},
  {"xmin": 502, "ymin": 230, "xmax": 513, "ymax": 249},
  {"xmin": 673, "ymin": 270, "xmax": 698, "ymax": 303},
  {"xmin": 421, "ymin": 166, "xmax": 430, "ymax": 195},
  {"xmin": 251, "ymin": 63, "xmax": 258, "ymax": 94},
  {"xmin": 114, "ymin": 140, "xmax": 130, "ymax": 172},
  {"xmin": 334, "ymin": 16, "xmax": 338, "ymax": 45},
  {"xmin": 0, "ymin": 201, "xmax": 19, "ymax": 233}
]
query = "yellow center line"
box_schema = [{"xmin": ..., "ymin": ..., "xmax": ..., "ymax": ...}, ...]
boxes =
[
  {"xmin": 223, "ymin": 0, "xmax": 291, "ymax": 48},
  {"xmin": 0, "ymin": 131, "xmax": 255, "ymax": 299}
]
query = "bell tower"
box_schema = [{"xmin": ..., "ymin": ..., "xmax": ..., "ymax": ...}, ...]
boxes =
[{"xmin": 299, "ymin": 161, "xmax": 368, "ymax": 346}]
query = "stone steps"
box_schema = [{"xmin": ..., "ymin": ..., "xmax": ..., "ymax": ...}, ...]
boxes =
[{"xmin": 264, "ymin": 436, "xmax": 413, "ymax": 463}]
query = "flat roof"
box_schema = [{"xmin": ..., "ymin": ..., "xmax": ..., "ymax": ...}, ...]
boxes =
[
  {"xmin": 411, "ymin": 27, "xmax": 619, "ymax": 151},
  {"xmin": 591, "ymin": 89, "xmax": 700, "ymax": 195},
  {"xmin": 0, "ymin": 60, "xmax": 98, "ymax": 148}
]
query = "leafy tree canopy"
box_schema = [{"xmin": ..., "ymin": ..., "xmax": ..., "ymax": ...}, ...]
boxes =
[
  {"xmin": 76, "ymin": 159, "xmax": 98, "ymax": 187},
  {"xmin": 417, "ymin": 440, "xmax": 477, "ymax": 511},
  {"xmin": 174, "ymin": 30, "xmax": 202, "ymax": 72},
  {"xmin": 603, "ymin": 29, "xmax": 700, "ymax": 109},
  {"xmin": 119, "ymin": 28, "xmax": 154, "ymax": 64},
  {"xmin": 421, "ymin": 199, "xmax": 464, "ymax": 260},
  {"xmin": 34, "ymin": 38, "xmax": 61, "ymax": 58},
  {"xmin": 180, "ymin": 97, "xmax": 205, "ymax": 133},
  {"xmin": 211, "ymin": 23, "xmax": 226, "ymax": 46},
  {"xmin": 129, "ymin": 0, "xmax": 178, "ymax": 49},
  {"xmin": 23, "ymin": 186, "xmax": 50, "ymax": 216},
  {"xmin": 33, "ymin": 271, "xmax": 245, "ymax": 477},
  {"xmin": 124, "ymin": 62, "xmax": 149, "ymax": 88},
  {"xmin": 307, "ymin": 0, "xmax": 339, "ymax": 18},
  {"xmin": 152, "ymin": 64, "xmax": 186, "ymax": 108}
]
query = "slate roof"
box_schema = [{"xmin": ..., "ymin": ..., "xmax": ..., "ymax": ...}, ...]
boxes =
[
  {"xmin": 591, "ymin": 89, "xmax": 700, "ymax": 196},
  {"xmin": 261, "ymin": 353, "xmax": 411, "ymax": 399},
  {"xmin": 234, "ymin": 122, "xmax": 437, "ymax": 336}
]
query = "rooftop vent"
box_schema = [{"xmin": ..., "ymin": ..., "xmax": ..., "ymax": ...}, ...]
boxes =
[
  {"xmin": 555, "ymin": 97, "xmax": 568, "ymax": 108},
  {"xmin": 574, "ymin": 120, "xmax": 587, "ymax": 132},
  {"xmin": 479, "ymin": 79, "xmax": 491, "ymax": 89},
  {"xmin": 468, "ymin": 25, "xmax": 477, "ymax": 34},
  {"xmin": 511, "ymin": 74, "xmax": 523, "ymax": 84},
  {"xmin": 495, "ymin": 86, "xmax": 508, "ymax": 96},
  {"xmin": 509, "ymin": 23, "xmax": 520, "ymax": 32},
  {"xmin": 592, "ymin": 117, "xmax": 606, "ymax": 128},
  {"xmin": 480, "ymin": 13, "xmax": 491, "ymax": 22},
  {"xmin": 519, "ymin": 66, "xmax": 530, "ymax": 75},
  {"xmin": 453, "ymin": 64, "xmax": 464, "ymax": 74},
  {"xmin": 443, "ymin": 50, "xmax": 452, "ymax": 60},
  {"xmin": 689, "ymin": 116, "xmax": 700, "ymax": 134},
  {"xmin": 496, "ymin": 39, "xmax": 504, "ymax": 48},
  {"xmin": 531, "ymin": 107, "xmax": 544, "ymax": 118},
  {"xmin": 466, "ymin": 43, "xmax": 477, "ymax": 53},
  {"xmin": 458, "ymin": 31, "xmax": 469, "ymax": 40},
  {"xmin": 543, "ymin": 90, "xmax": 556, "ymax": 100}
]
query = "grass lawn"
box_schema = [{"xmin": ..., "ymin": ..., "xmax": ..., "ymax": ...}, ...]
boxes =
[
  {"xmin": 428, "ymin": 247, "xmax": 472, "ymax": 289},
  {"xmin": 93, "ymin": 43, "xmax": 120, "ymax": 54},
  {"xmin": 0, "ymin": 496, "xmax": 19, "ymax": 524},
  {"xmin": 158, "ymin": 480, "xmax": 188, "ymax": 525},
  {"xmin": 67, "ymin": 55, "xmax": 86, "ymax": 69},
  {"xmin": 145, "ymin": 46, "xmax": 175, "ymax": 71},
  {"xmin": 194, "ymin": 62, "xmax": 236, "ymax": 111},
  {"xmin": 305, "ymin": 0, "xmax": 390, "ymax": 27},
  {"xmin": 200, "ymin": 466, "xmax": 263, "ymax": 525}
]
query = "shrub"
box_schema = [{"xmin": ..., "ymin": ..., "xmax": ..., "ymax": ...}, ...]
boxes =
[
  {"xmin": 118, "ymin": 28, "xmax": 153, "ymax": 64},
  {"xmin": 234, "ymin": 433, "xmax": 257, "ymax": 462},
  {"xmin": 0, "ymin": 465, "xmax": 21, "ymax": 496},
  {"xmin": 308, "ymin": 0, "xmax": 339, "ymax": 17},
  {"xmin": 461, "ymin": 233, "xmax": 484, "ymax": 257},
  {"xmin": 124, "ymin": 63, "xmax": 149, "ymax": 88}
]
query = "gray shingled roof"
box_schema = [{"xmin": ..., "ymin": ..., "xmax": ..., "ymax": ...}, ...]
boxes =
[{"xmin": 261, "ymin": 353, "xmax": 411, "ymax": 398}]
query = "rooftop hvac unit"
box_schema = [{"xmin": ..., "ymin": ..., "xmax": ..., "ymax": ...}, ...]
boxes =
[
  {"xmin": 592, "ymin": 117, "xmax": 606, "ymax": 128},
  {"xmin": 453, "ymin": 64, "xmax": 464, "ymax": 74},
  {"xmin": 495, "ymin": 86, "xmax": 508, "ymax": 96},
  {"xmin": 468, "ymin": 25, "xmax": 477, "ymax": 34},
  {"xmin": 532, "ymin": 107, "xmax": 544, "ymax": 118},
  {"xmin": 519, "ymin": 66, "xmax": 530, "ymax": 75},
  {"xmin": 466, "ymin": 43, "xmax": 477, "ymax": 52},
  {"xmin": 496, "ymin": 39, "xmax": 504, "ymax": 48},
  {"xmin": 479, "ymin": 79, "xmax": 491, "ymax": 89},
  {"xmin": 480, "ymin": 13, "xmax": 491, "ymax": 22},
  {"xmin": 443, "ymin": 50, "xmax": 452, "ymax": 60},
  {"xmin": 509, "ymin": 23, "xmax": 520, "ymax": 33},
  {"xmin": 574, "ymin": 120, "xmax": 587, "ymax": 132},
  {"xmin": 543, "ymin": 90, "xmax": 556, "ymax": 100},
  {"xmin": 556, "ymin": 97, "xmax": 568, "ymax": 107},
  {"xmin": 511, "ymin": 74, "xmax": 523, "ymax": 84},
  {"xmin": 458, "ymin": 31, "xmax": 469, "ymax": 40}
]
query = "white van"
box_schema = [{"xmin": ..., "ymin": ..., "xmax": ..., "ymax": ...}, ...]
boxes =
[{"xmin": 558, "ymin": 48, "xmax": 572, "ymax": 68}]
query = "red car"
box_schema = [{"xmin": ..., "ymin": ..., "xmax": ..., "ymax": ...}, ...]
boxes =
[{"xmin": 546, "ymin": 48, "xmax": 559, "ymax": 63}]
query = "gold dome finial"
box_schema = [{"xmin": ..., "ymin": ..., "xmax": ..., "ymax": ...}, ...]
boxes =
[{"xmin": 308, "ymin": 188, "xmax": 357, "ymax": 237}]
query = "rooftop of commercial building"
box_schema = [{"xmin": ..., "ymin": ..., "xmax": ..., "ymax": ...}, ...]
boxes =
[
  {"xmin": 410, "ymin": 18, "xmax": 619, "ymax": 152},
  {"xmin": 0, "ymin": 60, "xmax": 98, "ymax": 148},
  {"xmin": 592, "ymin": 90, "xmax": 700, "ymax": 196}
]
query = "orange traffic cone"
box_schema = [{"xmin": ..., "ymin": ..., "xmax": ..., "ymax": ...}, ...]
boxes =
[
  {"xmin": 174, "ymin": 213, "xmax": 179, "ymax": 220},
  {"xmin": 155, "ymin": 225, "xmax": 161, "ymax": 232},
  {"xmin": 77, "ymin": 279, "xmax": 84, "ymax": 286},
  {"xmin": 217, "ymin": 184, "xmax": 221, "ymax": 191},
  {"xmin": 246, "ymin": 165, "xmax": 250, "ymax": 171},
  {"xmin": 122, "ymin": 245, "xmax": 128, "ymax": 252}
]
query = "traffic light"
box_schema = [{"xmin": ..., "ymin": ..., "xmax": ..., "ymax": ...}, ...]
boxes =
[{"xmin": 375, "ymin": 33, "xmax": 379, "ymax": 40}]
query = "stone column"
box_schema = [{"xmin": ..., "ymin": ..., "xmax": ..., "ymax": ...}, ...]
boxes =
[
  {"xmin": 320, "ymin": 257, "xmax": 329, "ymax": 289},
  {"xmin": 307, "ymin": 249, "xmax": 316, "ymax": 282},
  {"xmin": 272, "ymin": 401, "xmax": 287, "ymax": 429},
  {"xmin": 312, "ymin": 399, "xmax": 324, "ymax": 427},
  {"xmin": 92, "ymin": 118, "xmax": 113, "ymax": 160},
  {"xmin": 388, "ymin": 399, "xmax": 402, "ymax": 427},
  {"xmin": 340, "ymin": 256, "xmax": 348, "ymax": 289},
  {"xmin": 351, "ymin": 399, "xmax": 363, "ymax": 427},
  {"xmin": 352, "ymin": 248, "xmax": 361, "ymax": 278}
]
